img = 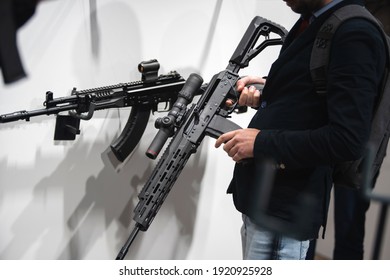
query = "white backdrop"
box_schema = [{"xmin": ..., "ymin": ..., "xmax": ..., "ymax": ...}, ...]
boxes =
[{"xmin": 0, "ymin": 0, "xmax": 388, "ymax": 260}]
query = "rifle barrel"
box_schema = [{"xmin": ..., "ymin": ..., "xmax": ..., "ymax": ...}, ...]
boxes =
[
  {"xmin": 0, "ymin": 104, "xmax": 78, "ymax": 123},
  {"xmin": 115, "ymin": 226, "xmax": 140, "ymax": 260}
]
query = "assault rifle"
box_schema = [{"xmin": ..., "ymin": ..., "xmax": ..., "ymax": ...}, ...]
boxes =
[
  {"xmin": 0, "ymin": 60, "xmax": 187, "ymax": 162},
  {"xmin": 116, "ymin": 16, "xmax": 288, "ymax": 260}
]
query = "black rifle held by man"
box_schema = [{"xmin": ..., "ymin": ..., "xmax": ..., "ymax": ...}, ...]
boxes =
[
  {"xmin": 116, "ymin": 16, "xmax": 288, "ymax": 260},
  {"xmin": 0, "ymin": 59, "xmax": 187, "ymax": 162}
]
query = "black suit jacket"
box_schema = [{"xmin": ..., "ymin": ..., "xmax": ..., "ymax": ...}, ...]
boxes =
[{"xmin": 228, "ymin": 0, "xmax": 386, "ymax": 240}]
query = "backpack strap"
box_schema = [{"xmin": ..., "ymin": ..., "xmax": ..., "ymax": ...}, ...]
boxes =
[{"xmin": 310, "ymin": 4, "xmax": 385, "ymax": 96}]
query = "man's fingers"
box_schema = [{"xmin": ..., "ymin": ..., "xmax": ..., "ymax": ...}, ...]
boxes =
[
  {"xmin": 215, "ymin": 130, "xmax": 236, "ymax": 148},
  {"xmin": 225, "ymin": 99, "xmax": 235, "ymax": 107},
  {"xmin": 239, "ymin": 87, "xmax": 249, "ymax": 106},
  {"xmin": 236, "ymin": 77, "xmax": 251, "ymax": 91},
  {"xmin": 253, "ymin": 89, "xmax": 261, "ymax": 106},
  {"xmin": 215, "ymin": 131, "xmax": 229, "ymax": 148},
  {"xmin": 236, "ymin": 76, "xmax": 266, "ymax": 92},
  {"xmin": 239, "ymin": 86, "xmax": 261, "ymax": 107}
]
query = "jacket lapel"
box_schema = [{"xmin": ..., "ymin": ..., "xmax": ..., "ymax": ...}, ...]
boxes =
[{"xmin": 269, "ymin": 21, "xmax": 317, "ymax": 77}]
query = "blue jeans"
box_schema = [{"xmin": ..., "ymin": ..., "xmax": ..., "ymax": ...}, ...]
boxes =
[{"xmin": 241, "ymin": 214, "xmax": 310, "ymax": 260}]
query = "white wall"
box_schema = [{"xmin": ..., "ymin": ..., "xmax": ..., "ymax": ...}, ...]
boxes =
[{"xmin": 0, "ymin": 0, "xmax": 388, "ymax": 260}]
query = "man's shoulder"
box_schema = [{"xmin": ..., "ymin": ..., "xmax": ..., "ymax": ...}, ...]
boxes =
[{"xmin": 320, "ymin": 3, "xmax": 386, "ymax": 40}]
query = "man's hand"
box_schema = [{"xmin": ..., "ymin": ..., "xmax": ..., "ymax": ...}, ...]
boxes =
[
  {"xmin": 215, "ymin": 128, "xmax": 260, "ymax": 162},
  {"xmin": 236, "ymin": 76, "xmax": 266, "ymax": 107}
]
